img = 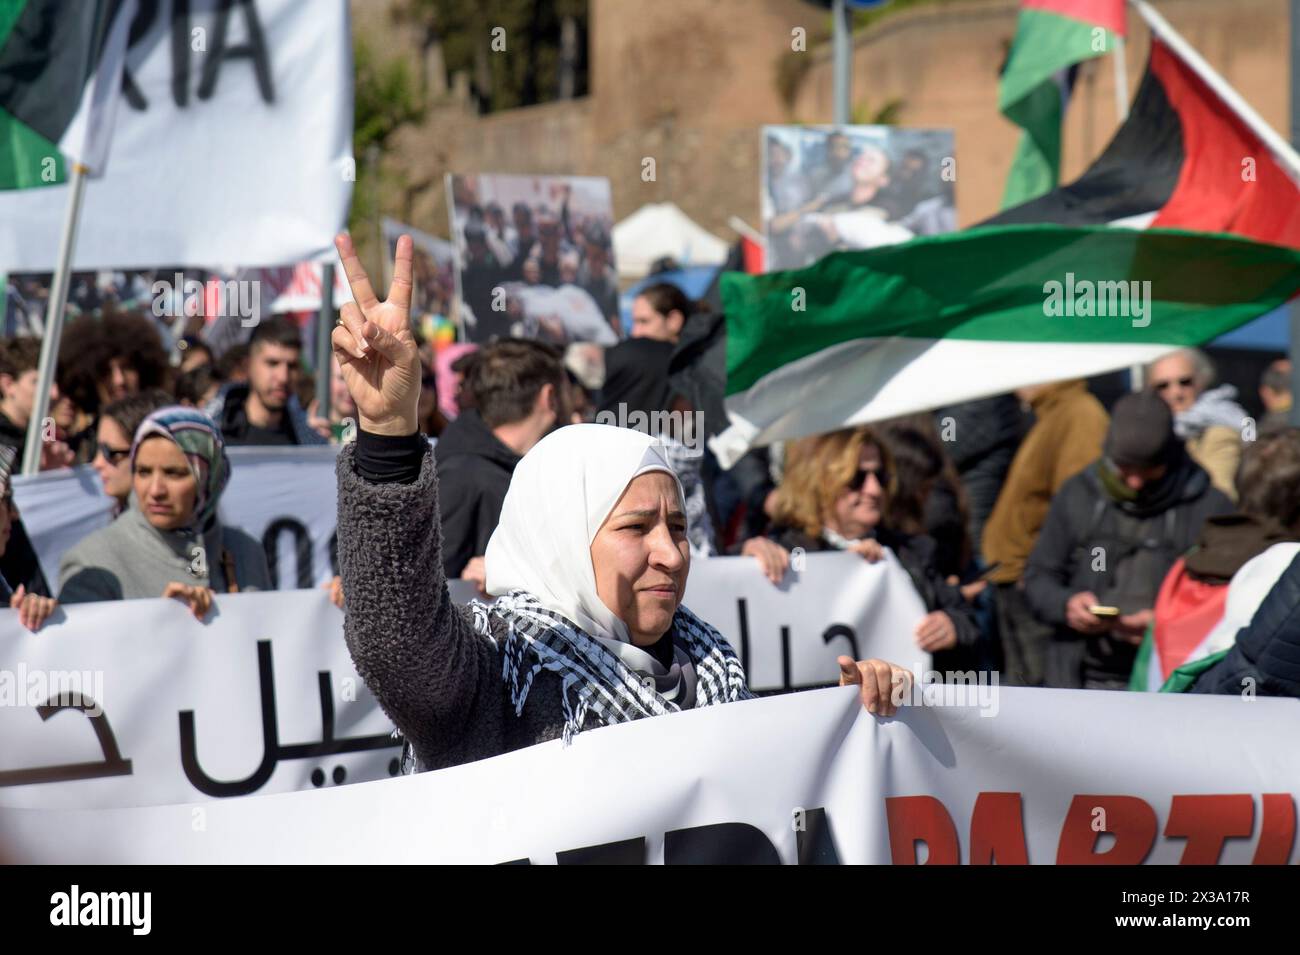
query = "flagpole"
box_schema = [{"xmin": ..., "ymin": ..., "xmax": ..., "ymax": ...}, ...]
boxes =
[
  {"xmin": 1113, "ymin": 31, "xmax": 1140, "ymax": 389},
  {"xmin": 314, "ymin": 263, "xmax": 335, "ymax": 422},
  {"xmin": 1112, "ymin": 37, "xmax": 1129, "ymax": 123},
  {"xmin": 1130, "ymin": 0, "xmax": 1300, "ymax": 182},
  {"xmin": 832, "ymin": 0, "xmax": 851, "ymax": 125},
  {"xmin": 22, "ymin": 163, "xmax": 89, "ymax": 476}
]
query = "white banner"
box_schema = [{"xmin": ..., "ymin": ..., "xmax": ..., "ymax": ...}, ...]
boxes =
[
  {"xmin": 682, "ymin": 550, "xmax": 929, "ymax": 691},
  {"xmin": 15, "ymin": 451, "xmax": 931, "ymax": 688},
  {"xmin": 0, "ymin": 0, "xmax": 352, "ymax": 271},
  {"xmin": 0, "ymin": 590, "xmax": 398, "ymax": 810},
  {"xmin": 5, "ymin": 686, "xmax": 1298, "ymax": 864}
]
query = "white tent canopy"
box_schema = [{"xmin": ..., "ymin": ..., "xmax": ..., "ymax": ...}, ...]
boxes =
[{"xmin": 612, "ymin": 202, "xmax": 729, "ymax": 280}]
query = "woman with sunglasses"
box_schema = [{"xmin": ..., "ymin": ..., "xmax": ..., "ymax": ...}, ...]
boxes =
[
  {"xmin": 91, "ymin": 390, "xmax": 174, "ymax": 513},
  {"xmin": 741, "ymin": 426, "xmax": 980, "ymax": 658}
]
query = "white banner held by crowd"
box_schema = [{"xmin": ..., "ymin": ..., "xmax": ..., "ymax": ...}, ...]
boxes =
[
  {"xmin": 6, "ymin": 686, "xmax": 1298, "ymax": 863},
  {"xmin": 15, "ymin": 449, "xmax": 931, "ymax": 687},
  {"xmin": 681, "ymin": 550, "xmax": 930, "ymax": 691},
  {"xmin": 0, "ymin": 590, "xmax": 398, "ymax": 810},
  {"xmin": 0, "ymin": 0, "xmax": 353, "ymax": 271}
]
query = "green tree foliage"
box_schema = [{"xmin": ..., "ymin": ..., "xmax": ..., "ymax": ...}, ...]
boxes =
[
  {"xmin": 353, "ymin": 33, "xmax": 423, "ymax": 155},
  {"xmin": 404, "ymin": 0, "xmax": 589, "ymax": 113}
]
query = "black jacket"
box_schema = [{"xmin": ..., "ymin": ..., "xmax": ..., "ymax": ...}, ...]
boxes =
[
  {"xmin": 934, "ymin": 395, "xmax": 1024, "ymax": 550},
  {"xmin": 768, "ymin": 524, "xmax": 984, "ymax": 673},
  {"xmin": 1024, "ymin": 451, "xmax": 1233, "ymax": 687},
  {"xmin": 0, "ymin": 410, "xmax": 26, "ymax": 460},
  {"xmin": 667, "ymin": 310, "xmax": 727, "ymax": 441},
  {"xmin": 1190, "ymin": 550, "xmax": 1300, "ymax": 696},
  {"xmin": 434, "ymin": 409, "xmax": 520, "ymax": 578}
]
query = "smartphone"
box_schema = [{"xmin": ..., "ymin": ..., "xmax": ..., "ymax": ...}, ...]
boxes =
[{"xmin": 1088, "ymin": 605, "xmax": 1121, "ymax": 618}]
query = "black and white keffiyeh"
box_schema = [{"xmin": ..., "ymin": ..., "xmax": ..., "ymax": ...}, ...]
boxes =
[
  {"xmin": 475, "ymin": 590, "xmax": 753, "ymax": 745},
  {"xmin": 400, "ymin": 591, "xmax": 752, "ymax": 774}
]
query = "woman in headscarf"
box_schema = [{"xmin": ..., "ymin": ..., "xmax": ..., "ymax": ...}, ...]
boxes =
[
  {"xmin": 331, "ymin": 234, "xmax": 910, "ymax": 773},
  {"xmin": 58, "ymin": 406, "xmax": 270, "ymax": 617}
]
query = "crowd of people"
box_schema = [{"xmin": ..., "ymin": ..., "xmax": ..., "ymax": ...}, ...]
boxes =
[
  {"xmin": 450, "ymin": 177, "xmax": 621, "ymax": 344},
  {"xmin": 2, "ymin": 242, "xmax": 1298, "ymax": 728}
]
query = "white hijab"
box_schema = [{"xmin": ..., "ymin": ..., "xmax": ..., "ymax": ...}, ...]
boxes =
[{"xmin": 484, "ymin": 424, "xmax": 686, "ymax": 644}]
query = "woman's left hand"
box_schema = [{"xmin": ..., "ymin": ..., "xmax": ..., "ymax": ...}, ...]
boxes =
[
  {"xmin": 10, "ymin": 585, "xmax": 56, "ymax": 632},
  {"xmin": 915, "ymin": 610, "xmax": 957, "ymax": 652},
  {"xmin": 163, "ymin": 582, "xmax": 214, "ymax": 620},
  {"xmin": 838, "ymin": 656, "xmax": 912, "ymax": 716}
]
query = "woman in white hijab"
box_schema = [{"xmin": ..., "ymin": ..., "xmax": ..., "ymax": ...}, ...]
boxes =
[{"xmin": 331, "ymin": 234, "xmax": 911, "ymax": 773}]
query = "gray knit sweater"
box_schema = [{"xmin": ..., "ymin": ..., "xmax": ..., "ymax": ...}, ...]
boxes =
[
  {"xmin": 58, "ymin": 505, "xmax": 271, "ymax": 603},
  {"xmin": 336, "ymin": 442, "xmax": 614, "ymax": 771}
]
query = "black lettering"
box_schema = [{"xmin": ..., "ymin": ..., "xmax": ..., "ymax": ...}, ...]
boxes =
[
  {"xmin": 735, "ymin": 598, "xmax": 751, "ymax": 674},
  {"xmin": 821, "ymin": 623, "xmax": 859, "ymax": 662},
  {"xmin": 556, "ymin": 837, "xmax": 645, "ymax": 865},
  {"xmin": 796, "ymin": 808, "xmax": 842, "ymax": 864},
  {"xmin": 198, "ymin": 0, "xmax": 274, "ymax": 103},
  {"xmin": 171, "ymin": 0, "xmax": 190, "ymax": 106},
  {"xmin": 262, "ymin": 518, "xmax": 313, "ymax": 589},
  {"xmin": 118, "ymin": 0, "xmax": 159, "ymax": 110},
  {"xmin": 664, "ymin": 823, "xmax": 780, "ymax": 864}
]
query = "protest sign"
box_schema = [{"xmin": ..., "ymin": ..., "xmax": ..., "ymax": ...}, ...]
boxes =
[
  {"xmin": 446, "ymin": 173, "xmax": 619, "ymax": 344},
  {"xmin": 762, "ymin": 125, "xmax": 956, "ymax": 271},
  {"xmin": 0, "ymin": 590, "xmax": 397, "ymax": 810},
  {"xmin": 6, "ymin": 684, "xmax": 1296, "ymax": 864},
  {"xmin": 0, "ymin": 0, "xmax": 352, "ymax": 271}
]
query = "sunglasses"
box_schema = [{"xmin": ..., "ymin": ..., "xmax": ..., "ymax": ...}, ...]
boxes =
[
  {"xmin": 99, "ymin": 444, "xmax": 131, "ymax": 466},
  {"xmin": 847, "ymin": 466, "xmax": 890, "ymax": 492},
  {"xmin": 1153, "ymin": 377, "xmax": 1193, "ymax": 392}
]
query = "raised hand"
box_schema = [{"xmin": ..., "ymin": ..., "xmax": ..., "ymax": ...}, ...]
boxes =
[{"xmin": 332, "ymin": 233, "xmax": 421, "ymax": 437}]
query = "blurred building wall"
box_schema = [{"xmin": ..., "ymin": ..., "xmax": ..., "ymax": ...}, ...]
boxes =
[{"xmin": 353, "ymin": 0, "xmax": 1289, "ymax": 248}]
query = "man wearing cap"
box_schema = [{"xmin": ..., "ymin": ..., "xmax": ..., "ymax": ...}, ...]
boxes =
[{"xmin": 1023, "ymin": 391, "xmax": 1233, "ymax": 689}]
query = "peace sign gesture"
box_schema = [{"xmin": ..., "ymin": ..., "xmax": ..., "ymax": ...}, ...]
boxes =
[{"xmin": 332, "ymin": 232, "xmax": 421, "ymax": 436}]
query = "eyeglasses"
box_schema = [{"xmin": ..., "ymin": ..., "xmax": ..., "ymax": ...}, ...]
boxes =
[
  {"xmin": 847, "ymin": 466, "xmax": 890, "ymax": 492},
  {"xmin": 1153, "ymin": 377, "xmax": 1193, "ymax": 392},
  {"xmin": 99, "ymin": 445, "xmax": 131, "ymax": 466}
]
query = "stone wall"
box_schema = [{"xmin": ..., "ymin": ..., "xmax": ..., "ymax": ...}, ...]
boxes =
[{"xmin": 353, "ymin": 0, "xmax": 1291, "ymax": 255}]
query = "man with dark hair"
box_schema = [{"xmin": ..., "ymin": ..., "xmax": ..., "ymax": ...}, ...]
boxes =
[
  {"xmin": 436, "ymin": 339, "xmax": 565, "ymax": 586},
  {"xmin": 0, "ymin": 337, "xmax": 61, "ymax": 463},
  {"xmin": 1024, "ymin": 391, "xmax": 1232, "ymax": 689},
  {"xmin": 205, "ymin": 317, "xmax": 327, "ymax": 446}
]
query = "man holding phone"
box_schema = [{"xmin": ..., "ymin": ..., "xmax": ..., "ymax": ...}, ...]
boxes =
[{"xmin": 1023, "ymin": 392, "xmax": 1232, "ymax": 689}]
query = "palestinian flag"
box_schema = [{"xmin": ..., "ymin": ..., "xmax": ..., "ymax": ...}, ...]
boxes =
[
  {"xmin": 709, "ymin": 224, "xmax": 1300, "ymax": 467},
  {"xmin": 709, "ymin": 14, "xmax": 1300, "ymax": 467},
  {"xmin": 999, "ymin": 0, "xmax": 1126, "ymax": 208},
  {"xmin": 989, "ymin": 35, "xmax": 1300, "ymax": 248},
  {"xmin": 1128, "ymin": 556, "xmax": 1230, "ymax": 692},
  {"xmin": 0, "ymin": 0, "xmax": 137, "ymax": 189}
]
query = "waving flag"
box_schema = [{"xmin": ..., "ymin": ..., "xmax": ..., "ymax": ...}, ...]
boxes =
[
  {"xmin": 0, "ymin": 0, "xmax": 137, "ymax": 189},
  {"xmin": 709, "ymin": 225, "xmax": 1300, "ymax": 468},
  {"xmin": 999, "ymin": 0, "xmax": 1126, "ymax": 208},
  {"xmin": 990, "ymin": 37, "xmax": 1300, "ymax": 248}
]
